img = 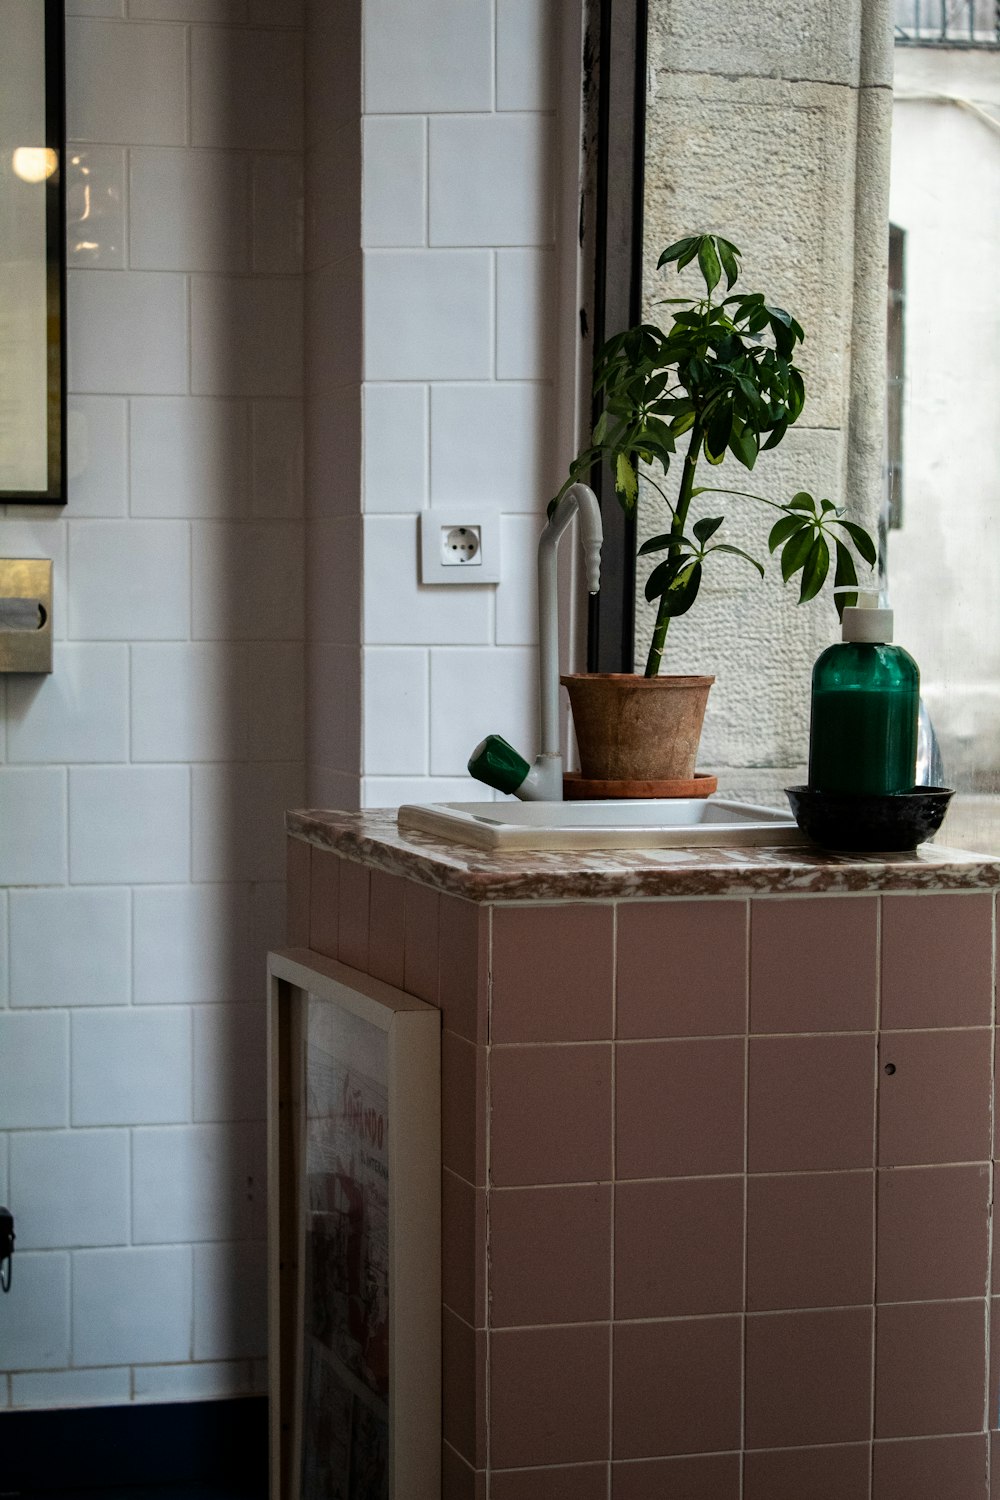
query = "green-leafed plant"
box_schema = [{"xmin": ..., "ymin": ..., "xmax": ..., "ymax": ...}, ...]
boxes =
[{"xmin": 553, "ymin": 232, "xmax": 878, "ymax": 677}]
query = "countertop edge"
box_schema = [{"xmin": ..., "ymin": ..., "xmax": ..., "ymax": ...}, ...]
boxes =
[{"xmin": 287, "ymin": 809, "xmax": 1000, "ymax": 903}]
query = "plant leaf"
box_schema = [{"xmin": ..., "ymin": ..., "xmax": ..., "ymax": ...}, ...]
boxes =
[
  {"xmin": 654, "ymin": 559, "xmax": 704, "ymax": 617},
  {"xmin": 833, "ymin": 538, "xmax": 859, "ymax": 620},
  {"xmin": 787, "ymin": 491, "xmax": 815, "ymax": 512},
  {"xmin": 614, "ymin": 452, "xmax": 638, "ymax": 513},
  {"xmin": 705, "ymin": 404, "xmax": 732, "ymax": 463},
  {"xmin": 717, "ymin": 239, "xmax": 740, "ymax": 290},
  {"xmin": 768, "ymin": 514, "xmax": 805, "ymax": 553},
  {"xmin": 638, "ymin": 532, "xmax": 687, "ymax": 557},
  {"xmin": 760, "ymin": 418, "xmax": 788, "ymax": 451},
  {"xmin": 656, "ymin": 236, "xmax": 699, "ymax": 269},
  {"xmin": 697, "ymin": 237, "xmax": 722, "ymax": 295},
  {"xmin": 710, "ymin": 543, "xmax": 766, "ymax": 579},
  {"xmin": 780, "ymin": 525, "xmax": 815, "ymax": 582},
  {"xmin": 693, "ymin": 515, "xmax": 724, "ymax": 544},
  {"xmin": 644, "ymin": 555, "xmax": 684, "ymax": 603},
  {"xmin": 837, "ymin": 520, "xmax": 878, "ymax": 567},
  {"xmin": 799, "ymin": 535, "xmax": 830, "ymax": 603},
  {"xmin": 728, "ymin": 423, "xmax": 758, "ymax": 470}
]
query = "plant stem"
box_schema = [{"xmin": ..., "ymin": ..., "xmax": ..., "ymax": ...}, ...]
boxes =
[
  {"xmin": 694, "ymin": 484, "xmax": 787, "ymax": 512},
  {"xmin": 644, "ymin": 421, "xmax": 703, "ymax": 677}
]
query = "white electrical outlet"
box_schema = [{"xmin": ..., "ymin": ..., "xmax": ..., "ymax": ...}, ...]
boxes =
[
  {"xmin": 441, "ymin": 524, "xmax": 481, "ymax": 566},
  {"xmin": 419, "ymin": 510, "xmax": 501, "ymax": 585}
]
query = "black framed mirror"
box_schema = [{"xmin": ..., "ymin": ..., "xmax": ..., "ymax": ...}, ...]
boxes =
[{"xmin": 0, "ymin": 0, "xmax": 66, "ymax": 505}]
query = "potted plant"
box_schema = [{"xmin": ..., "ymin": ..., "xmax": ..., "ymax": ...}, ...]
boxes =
[{"xmin": 555, "ymin": 231, "xmax": 878, "ymax": 786}]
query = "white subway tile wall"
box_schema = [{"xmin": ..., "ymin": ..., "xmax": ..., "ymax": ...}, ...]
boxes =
[
  {"xmin": 0, "ymin": 6, "xmax": 303, "ymax": 1404},
  {"xmin": 1, "ymin": 0, "xmax": 565, "ymax": 1406},
  {"xmin": 356, "ymin": 0, "xmax": 560, "ymax": 799}
]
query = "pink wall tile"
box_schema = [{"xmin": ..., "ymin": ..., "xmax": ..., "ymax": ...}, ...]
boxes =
[
  {"xmin": 878, "ymin": 1029, "xmax": 992, "ymax": 1167},
  {"xmin": 872, "ymin": 1434, "xmax": 988, "ymax": 1500},
  {"xmin": 438, "ymin": 894, "xmax": 488, "ymax": 1044},
  {"xmin": 492, "ymin": 904, "xmax": 613, "ymax": 1043},
  {"xmin": 875, "ymin": 1299, "xmax": 986, "ymax": 1438},
  {"xmin": 615, "ymin": 1177, "xmax": 744, "ymax": 1318},
  {"xmin": 882, "ymin": 893, "xmax": 993, "ymax": 1029},
  {"xmin": 337, "ymin": 858, "xmax": 369, "ymax": 970},
  {"xmin": 286, "ymin": 836, "xmax": 310, "ymax": 945},
  {"xmin": 612, "ymin": 1317, "xmax": 742, "ymax": 1460},
  {"xmin": 492, "ymin": 1466, "xmax": 609, "ymax": 1500},
  {"xmin": 442, "ymin": 1444, "xmax": 485, "ymax": 1500},
  {"xmin": 442, "ymin": 1168, "xmax": 486, "ymax": 1328},
  {"xmin": 746, "ymin": 1171, "xmax": 874, "ymax": 1312},
  {"xmin": 877, "ymin": 1164, "xmax": 989, "ymax": 1302},
  {"xmin": 307, "ymin": 845, "xmax": 339, "ymax": 959},
  {"xmin": 490, "ymin": 1044, "xmax": 612, "ymax": 1186},
  {"xmin": 616, "ymin": 1038, "xmax": 745, "ymax": 1179},
  {"xmin": 748, "ymin": 1034, "xmax": 876, "ymax": 1172},
  {"xmin": 441, "ymin": 1030, "xmax": 487, "ymax": 1186},
  {"xmin": 750, "ymin": 896, "xmax": 877, "ymax": 1034},
  {"xmin": 490, "ymin": 1324, "xmax": 611, "ymax": 1467},
  {"xmin": 442, "ymin": 1307, "xmax": 486, "ymax": 1467},
  {"xmin": 489, "ymin": 1184, "xmax": 611, "ymax": 1327},
  {"xmin": 367, "ymin": 868, "xmax": 405, "ymax": 987},
  {"xmin": 403, "ymin": 879, "xmax": 439, "ymax": 1004},
  {"xmin": 745, "ymin": 1307, "xmax": 873, "ymax": 1448},
  {"xmin": 744, "ymin": 1443, "xmax": 871, "ymax": 1500},
  {"xmin": 612, "ymin": 1453, "xmax": 741, "ymax": 1500},
  {"xmin": 616, "ymin": 900, "xmax": 746, "ymax": 1039}
]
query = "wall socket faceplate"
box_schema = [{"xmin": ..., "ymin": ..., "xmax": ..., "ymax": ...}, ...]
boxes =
[{"xmin": 419, "ymin": 509, "xmax": 502, "ymax": 585}]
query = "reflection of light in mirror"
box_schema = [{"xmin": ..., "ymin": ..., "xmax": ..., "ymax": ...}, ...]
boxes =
[
  {"xmin": 74, "ymin": 241, "xmax": 98, "ymax": 252},
  {"xmin": 12, "ymin": 147, "xmax": 58, "ymax": 184}
]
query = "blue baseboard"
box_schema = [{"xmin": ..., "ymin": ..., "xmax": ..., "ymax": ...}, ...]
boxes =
[{"xmin": 0, "ymin": 1397, "xmax": 268, "ymax": 1494}]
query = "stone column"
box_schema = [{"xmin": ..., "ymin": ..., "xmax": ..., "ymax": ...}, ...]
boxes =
[{"xmin": 636, "ymin": 0, "xmax": 894, "ymax": 794}]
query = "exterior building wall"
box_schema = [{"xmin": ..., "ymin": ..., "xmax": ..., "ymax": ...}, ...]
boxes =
[
  {"xmin": 635, "ymin": 0, "xmax": 894, "ymax": 800},
  {"xmin": 0, "ymin": 1, "xmax": 305, "ymax": 1410},
  {"xmin": 888, "ymin": 48, "xmax": 1000, "ymax": 788}
]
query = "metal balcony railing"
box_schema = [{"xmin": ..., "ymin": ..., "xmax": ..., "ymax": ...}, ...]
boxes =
[{"xmin": 895, "ymin": 0, "xmax": 1000, "ymax": 44}]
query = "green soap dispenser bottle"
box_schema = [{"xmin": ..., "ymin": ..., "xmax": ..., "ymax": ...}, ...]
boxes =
[{"xmin": 808, "ymin": 590, "xmax": 920, "ymax": 795}]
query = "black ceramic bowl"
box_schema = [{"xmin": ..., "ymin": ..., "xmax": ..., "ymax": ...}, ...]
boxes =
[{"xmin": 785, "ymin": 786, "xmax": 954, "ymax": 853}]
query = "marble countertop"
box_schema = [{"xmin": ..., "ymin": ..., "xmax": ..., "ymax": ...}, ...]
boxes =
[{"xmin": 287, "ymin": 808, "xmax": 1000, "ymax": 903}]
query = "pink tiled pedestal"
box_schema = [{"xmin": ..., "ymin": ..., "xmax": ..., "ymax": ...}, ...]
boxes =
[{"xmin": 287, "ymin": 829, "xmax": 1000, "ymax": 1500}]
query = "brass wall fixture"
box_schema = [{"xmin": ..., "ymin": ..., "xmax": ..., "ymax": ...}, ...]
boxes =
[{"xmin": 0, "ymin": 558, "xmax": 52, "ymax": 673}]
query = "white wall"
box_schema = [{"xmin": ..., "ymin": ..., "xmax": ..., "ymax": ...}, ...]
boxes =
[
  {"xmin": 305, "ymin": 0, "xmax": 576, "ymax": 811},
  {"xmin": 0, "ymin": 0, "xmax": 305, "ymax": 1409},
  {"xmin": 0, "ymin": 0, "xmax": 573, "ymax": 1412},
  {"xmin": 889, "ymin": 48, "xmax": 1000, "ymax": 783}
]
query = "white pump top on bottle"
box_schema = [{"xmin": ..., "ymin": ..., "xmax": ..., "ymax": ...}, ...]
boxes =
[{"xmin": 835, "ymin": 587, "xmax": 893, "ymax": 644}]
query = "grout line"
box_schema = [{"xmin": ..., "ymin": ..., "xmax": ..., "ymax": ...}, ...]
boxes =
[
  {"xmin": 608, "ymin": 901, "xmax": 617, "ymax": 1491},
  {"xmin": 740, "ymin": 896, "xmax": 751, "ymax": 1499},
  {"xmin": 484, "ymin": 910, "xmax": 492, "ymax": 1486},
  {"xmin": 423, "ymin": 116, "xmax": 430, "ymax": 249},
  {"xmin": 986, "ymin": 894, "xmax": 997, "ymax": 1462},
  {"xmin": 869, "ymin": 893, "xmax": 883, "ymax": 1500}
]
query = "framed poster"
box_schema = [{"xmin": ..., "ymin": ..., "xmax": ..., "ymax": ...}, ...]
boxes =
[
  {"xmin": 267, "ymin": 948, "xmax": 441, "ymax": 1500},
  {"xmin": 0, "ymin": 0, "xmax": 66, "ymax": 504}
]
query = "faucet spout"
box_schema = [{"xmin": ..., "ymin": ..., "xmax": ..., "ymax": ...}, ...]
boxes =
[{"xmin": 537, "ymin": 483, "xmax": 603, "ymax": 785}]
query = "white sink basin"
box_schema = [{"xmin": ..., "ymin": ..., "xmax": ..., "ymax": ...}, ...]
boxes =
[{"xmin": 397, "ymin": 797, "xmax": 805, "ymax": 852}]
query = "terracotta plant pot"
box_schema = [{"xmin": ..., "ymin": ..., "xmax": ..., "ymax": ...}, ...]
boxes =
[{"xmin": 561, "ymin": 673, "xmax": 715, "ymax": 782}]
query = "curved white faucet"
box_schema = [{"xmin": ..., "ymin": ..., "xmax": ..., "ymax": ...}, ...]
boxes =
[{"xmin": 467, "ymin": 483, "xmax": 603, "ymax": 801}]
